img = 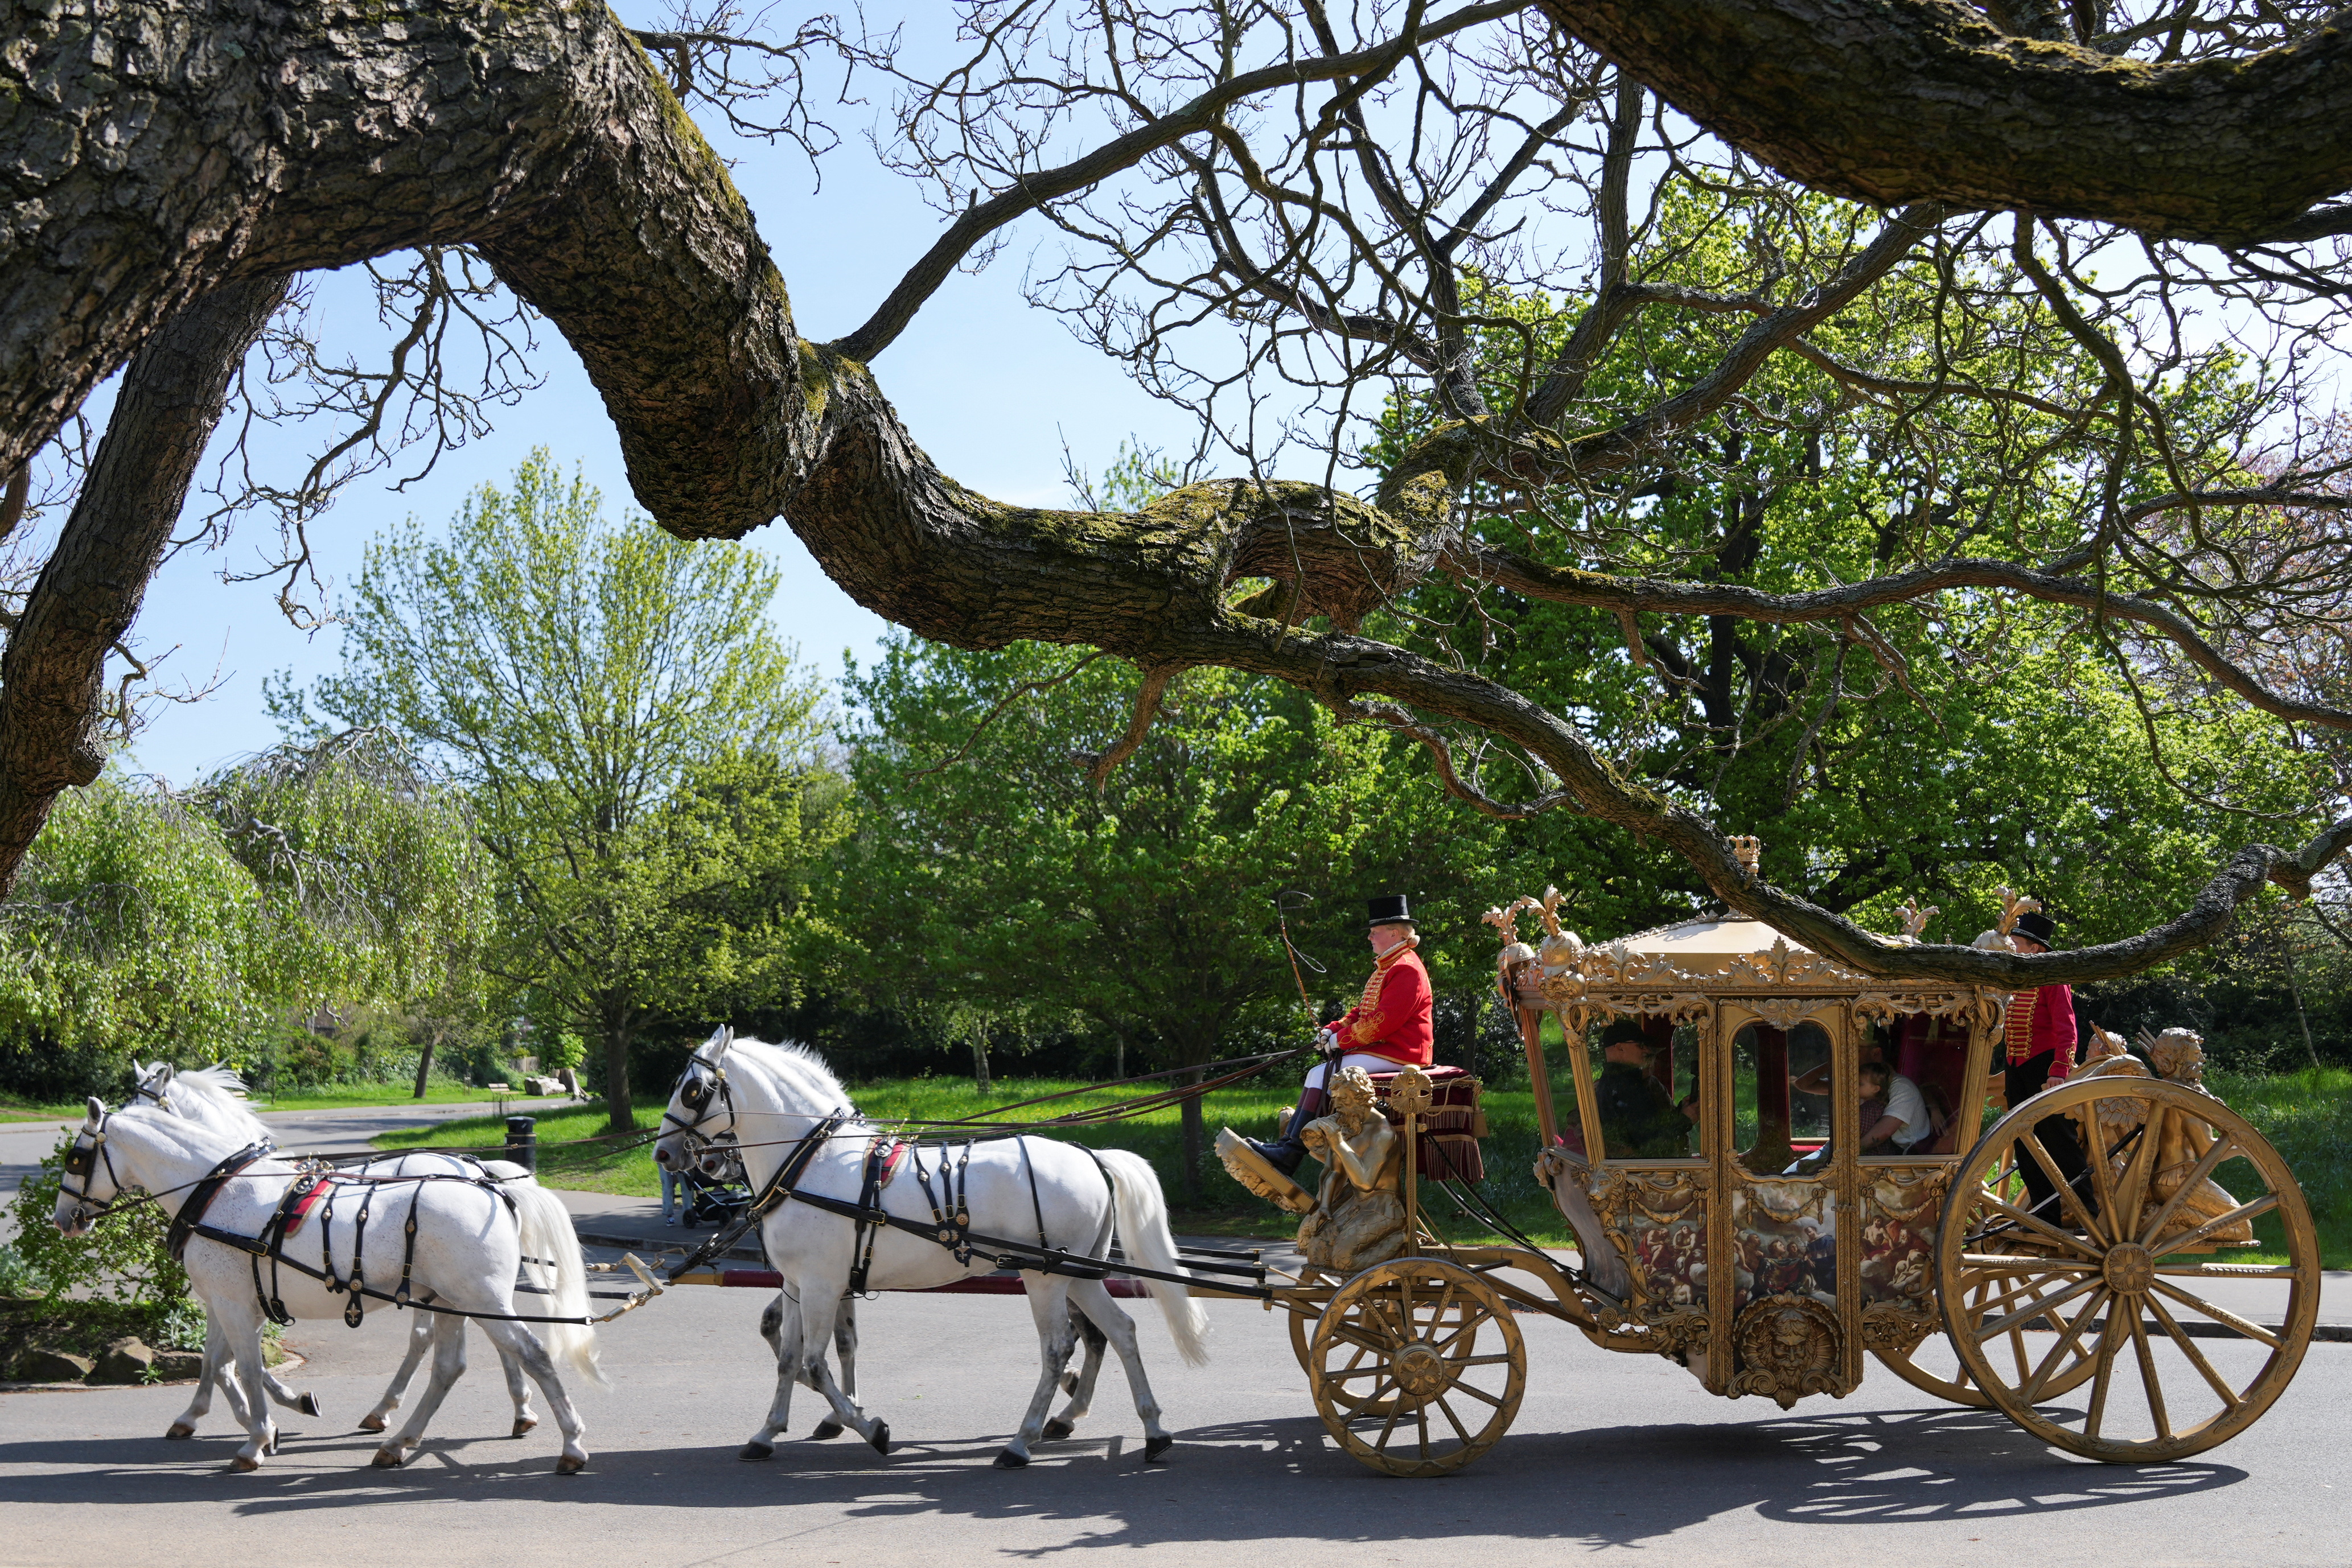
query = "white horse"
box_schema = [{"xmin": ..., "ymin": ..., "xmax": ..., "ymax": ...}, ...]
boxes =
[
  {"xmin": 128, "ymin": 1062, "xmax": 546, "ymax": 1442},
  {"xmin": 55, "ymin": 1098, "xmax": 604, "ymax": 1473},
  {"xmin": 652, "ymin": 1030, "xmax": 1207, "ymax": 1468}
]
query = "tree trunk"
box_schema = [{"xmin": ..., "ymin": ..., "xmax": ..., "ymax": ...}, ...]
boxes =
[
  {"xmin": 1177, "ymin": 1066, "xmax": 1206, "ymax": 1208},
  {"xmin": 601, "ymin": 1009, "xmax": 634, "ymax": 1133},
  {"xmin": 412, "ymin": 1034, "xmax": 436, "ymax": 1100},
  {"xmin": 2289, "ymin": 976, "xmax": 2320, "ymax": 1072},
  {"xmin": 0, "ymin": 272, "xmax": 288, "ymax": 894},
  {"xmin": 972, "ymin": 1030, "xmax": 991, "ymax": 1094}
]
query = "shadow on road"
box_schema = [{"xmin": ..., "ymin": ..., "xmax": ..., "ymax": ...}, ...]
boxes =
[{"xmin": 0, "ymin": 1400, "xmax": 2241, "ymax": 1551}]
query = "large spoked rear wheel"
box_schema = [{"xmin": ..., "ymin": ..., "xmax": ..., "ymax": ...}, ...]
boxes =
[
  {"xmin": 1874, "ymin": 1265, "xmax": 2103, "ymax": 1408},
  {"xmin": 1308, "ymin": 1258, "xmax": 1525, "ymax": 1477},
  {"xmin": 1935, "ymin": 1076, "xmax": 2318, "ymax": 1462}
]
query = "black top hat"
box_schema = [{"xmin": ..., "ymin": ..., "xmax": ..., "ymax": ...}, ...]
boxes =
[
  {"xmin": 1598, "ymin": 1018, "xmax": 1653, "ymax": 1050},
  {"xmin": 1366, "ymin": 894, "xmax": 1415, "ymax": 928},
  {"xmin": 2013, "ymin": 910, "xmax": 2058, "ymax": 946}
]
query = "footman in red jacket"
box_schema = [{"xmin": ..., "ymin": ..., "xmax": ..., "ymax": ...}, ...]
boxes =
[{"xmin": 1991, "ymin": 908, "xmax": 2092, "ymax": 1223}]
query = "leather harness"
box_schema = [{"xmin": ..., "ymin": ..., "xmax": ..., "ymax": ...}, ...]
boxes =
[
  {"xmin": 659, "ymin": 1057, "xmax": 1265, "ymax": 1298},
  {"xmin": 155, "ymin": 1147, "xmax": 607, "ymax": 1329}
]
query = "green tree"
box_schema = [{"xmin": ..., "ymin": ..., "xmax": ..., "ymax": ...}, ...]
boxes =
[
  {"xmin": 833, "ymin": 635, "xmax": 1501, "ymax": 1199},
  {"xmin": 1369, "ymin": 197, "xmax": 2328, "ymax": 953},
  {"xmin": 0, "ymin": 728, "xmax": 490, "ymax": 1097},
  {"xmin": 0, "ymin": 771, "xmax": 274, "ymax": 1092},
  {"xmin": 196, "ymin": 727, "xmax": 495, "ymax": 1096},
  {"xmin": 274, "ymin": 450, "xmax": 833, "ymax": 1130}
]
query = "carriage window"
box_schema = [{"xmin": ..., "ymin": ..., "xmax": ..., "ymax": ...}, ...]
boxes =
[
  {"xmin": 1877, "ymin": 1012, "xmax": 1966, "ymax": 1158},
  {"xmin": 1733, "ymin": 1021, "xmax": 1831, "ymax": 1176},
  {"xmin": 1584, "ymin": 1016, "xmax": 1701, "ymax": 1161}
]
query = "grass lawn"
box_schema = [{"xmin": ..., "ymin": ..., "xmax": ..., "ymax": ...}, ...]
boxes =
[
  {"xmin": 0, "ymin": 1083, "xmax": 565, "ymax": 1121},
  {"xmin": 374, "ymin": 1066, "xmax": 2352, "ymax": 1264},
  {"xmin": 371, "ymin": 1073, "xmax": 1581, "ymax": 1242}
]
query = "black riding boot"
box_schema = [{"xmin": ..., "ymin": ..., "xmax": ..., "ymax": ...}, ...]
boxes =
[{"xmin": 1243, "ymin": 1086, "xmax": 1329, "ymax": 1178}]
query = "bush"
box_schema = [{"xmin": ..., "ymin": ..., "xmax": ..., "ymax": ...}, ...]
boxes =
[{"xmin": 7, "ymin": 1137, "xmax": 189, "ymax": 1307}]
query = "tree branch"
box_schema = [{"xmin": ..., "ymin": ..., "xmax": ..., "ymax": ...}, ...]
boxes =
[
  {"xmin": 830, "ymin": 0, "xmax": 1527, "ymax": 363},
  {"xmin": 0, "ymin": 273, "xmax": 289, "ymax": 893},
  {"xmin": 1535, "ymin": 0, "xmax": 2352, "ymax": 244}
]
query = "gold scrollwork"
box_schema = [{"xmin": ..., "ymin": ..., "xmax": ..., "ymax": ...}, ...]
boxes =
[
  {"xmin": 1747, "ymin": 996, "xmax": 1824, "ymax": 1031},
  {"xmin": 1592, "ymin": 1303, "xmax": 1710, "ymax": 1360},
  {"xmin": 1862, "ymin": 1168, "xmax": 1947, "ymax": 1225},
  {"xmin": 1857, "ymin": 1301, "xmax": 1939, "ymax": 1357},
  {"xmin": 1730, "ymin": 1293, "xmax": 1845, "ymax": 1408},
  {"xmin": 1590, "ymin": 1167, "xmax": 1703, "ymax": 1226}
]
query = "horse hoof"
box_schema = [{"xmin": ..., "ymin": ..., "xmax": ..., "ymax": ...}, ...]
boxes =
[
  {"xmin": 555, "ymin": 1454, "xmax": 586, "ymax": 1476},
  {"xmin": 1144, "ymin": 1435, "xmax": 1174, "ymax": 1463},
  {"xmin": 371, "ymin": 1448, "xmax": 404, "ymax": 1469},
  {"xmin": 738, "ymin": 1442, "xmax": 774, "ymax": 1462},
  {"xmin": 1060, "ymin": 1372, "xmax": 1080, "ymax": 1396},
  {"xmin": 299, "ymin": 1393, "xmax": 323, "ymax": 1417},
  {"xmin": 357, "ymin": 1413, "xmax": 389, "ymax": 1434},
  {"xmin": 229, "ymin": 1455, "xmax": 261, "ymax": 1474},
  {"xmin": 809, "ymin": 1420, "xmax": 842, "ymax": 1441},
  {"xmin": 994, "ymin": 1449, "xmax": 1029, "ymax": 1469},
  {"xmin": 165, "ymin": 1423, "xmax": 195, "ymax": 1441},
  {"xmin": 1042, "ymin": 1419, "xmax": 1074, "ymax": 1443},
  {"xmin": 512, "ymin": 1417, "xmax": 538, "ymax": 1439},
  {"xmin": 867, "ymin": 1421, "xmax": 891, "ymax": 1457}
]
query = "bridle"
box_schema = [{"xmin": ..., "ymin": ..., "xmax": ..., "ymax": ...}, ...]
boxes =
[
  {"xmin": 663, "ymin": 1045, "xmax": 742, "ymax": 1178},
  {"xmin": 58, "ymin": 1113, "xmax": 125, "ymax": 1228},
  {"xmin": 129, "ymin": 1070, "xmax": 172, "ymax": 1113}
]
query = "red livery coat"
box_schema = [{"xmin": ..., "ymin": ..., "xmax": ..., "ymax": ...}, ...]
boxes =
[
  {"xmin": 1329, "ymin": 946, "xmax": 1434, "ymax": 1067},
  {"xmin": 2004, "ymin": 983, "xmax": 2076, "ymax": 1079}
]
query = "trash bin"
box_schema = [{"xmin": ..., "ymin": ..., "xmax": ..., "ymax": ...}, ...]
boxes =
[{"xmin": 504, "ymin": 1114, "xmax": 537, "ymax": 1174}]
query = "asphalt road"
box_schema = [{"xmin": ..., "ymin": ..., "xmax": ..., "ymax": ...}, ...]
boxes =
[{"xmin": 3, "ymin": 1254, "xmax": 2347, "ymax": 1568}]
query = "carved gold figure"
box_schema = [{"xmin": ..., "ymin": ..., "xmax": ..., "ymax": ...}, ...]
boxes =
[{"xmin": 1294, "ymin": 1066, "xmax": 1407, "ymax": 1272}]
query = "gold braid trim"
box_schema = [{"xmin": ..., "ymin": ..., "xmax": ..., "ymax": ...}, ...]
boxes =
[
  {"xmin": 2004, "ymin": 990, "xmax": 2034, "ymax": 1065},
  {"xmin": 1347, "ymin": 935, "xmax": 1419, "ymax": 1046}
]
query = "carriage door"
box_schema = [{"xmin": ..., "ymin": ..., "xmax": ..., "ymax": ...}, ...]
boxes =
[{"xmin": 1705, "ymin": 999, "xmax": 1860, "ymax": 1402}]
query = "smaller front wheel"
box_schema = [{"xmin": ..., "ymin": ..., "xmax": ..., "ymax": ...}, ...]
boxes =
[{"xmin": 1307, "ymin": 1258, "xmax": 1525, "ymax": 1476}]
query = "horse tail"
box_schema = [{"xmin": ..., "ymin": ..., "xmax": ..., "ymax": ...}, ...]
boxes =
[
  {"xmin": 1095, "ymin": 1149, "xmax": 1210, "ymax": 1367},
  {"xmin": 511, "ymin": 1181, "xmax": 608, "ymax": 1389}
]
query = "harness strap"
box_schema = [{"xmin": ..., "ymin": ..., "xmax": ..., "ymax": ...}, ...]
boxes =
[
  {"xmin": 396, "ymin": 1182, "xmax": 425, "ymax": 1306},
  {"xmin": 166, "ymin": 1143, "xmax": 273, "ymax": 1264},
  {"xmin": 175, "ymin": 1221, "xmax": 611, "ymax": 1324},
  {"xmin": 661, "ymin": 1114, "xmax": 842, "ymax": 1284},
  {"xmin": 1019, "ymin": 1137, "xmax": 1049, "ymax": 1252},
  {"xmin": 846, "ymin": 1134, "xmax": 896, "ymax": 1298},
  {"xmin": 346, "ymin": 1183, "xmax": 376, "ymax": 1327}
]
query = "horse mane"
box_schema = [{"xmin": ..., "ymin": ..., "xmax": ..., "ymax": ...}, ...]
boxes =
[
  {"xmin": 723, "ymin": 1035, "xmax": 860, "ymax": 1121},
  {"xmin": 141, "ymin": 1060, "xmax": 272, "ymax": 1143}
]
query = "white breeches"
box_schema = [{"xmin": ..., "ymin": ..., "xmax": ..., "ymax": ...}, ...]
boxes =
[{"xmin": 1305, "ymin": 1054, "xmax": 1408, "ymax": 1094}]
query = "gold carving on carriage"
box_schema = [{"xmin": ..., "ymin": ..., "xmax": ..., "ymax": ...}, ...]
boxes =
[{"xmin": 1233, "ymin": 858, "xmax": 2320, "ymax": 1478}]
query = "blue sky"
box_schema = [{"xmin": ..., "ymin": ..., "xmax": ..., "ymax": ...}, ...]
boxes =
[{"xmin": 102, "ymin": 10, "xmax": 1203, "ymax": 784}]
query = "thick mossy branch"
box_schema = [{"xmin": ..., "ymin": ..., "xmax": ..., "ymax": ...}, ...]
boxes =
[{"xmin": 1538, "ymin": 0, "xmax": 2352, "ymax": 244}]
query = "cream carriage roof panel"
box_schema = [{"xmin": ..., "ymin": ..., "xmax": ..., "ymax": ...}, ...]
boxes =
[{"xmin": 1607, "ymin": 917, "xmax": 1812, "ymax": 970}]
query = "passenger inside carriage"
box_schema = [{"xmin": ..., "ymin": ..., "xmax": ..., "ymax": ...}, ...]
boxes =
[{"xmin": 1594, "ymin": 1020, "xmax": 1699, "ymax": 1158}]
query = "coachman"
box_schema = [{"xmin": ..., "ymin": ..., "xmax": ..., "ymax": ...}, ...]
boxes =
[{"xmin": 1241, "ymin": 894, "xmax": 1434, "ymax": 1179}]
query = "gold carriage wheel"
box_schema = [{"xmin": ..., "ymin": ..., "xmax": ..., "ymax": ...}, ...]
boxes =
[
  {"xmin": 1874, "ymin": 1148, "xmax": 2097, "ymax": 1409},
  {"xmin": 1307, "ymin": 1258, "xmax": 1526, "ymax": 1478},
  {"xmin": 1935, "ymin": 1076, "xmax": 2319, "ymax": 1463},
  {"xmin": 1289, "ymin": 1285, "xmax": 1404, "ymax": 1418}
]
